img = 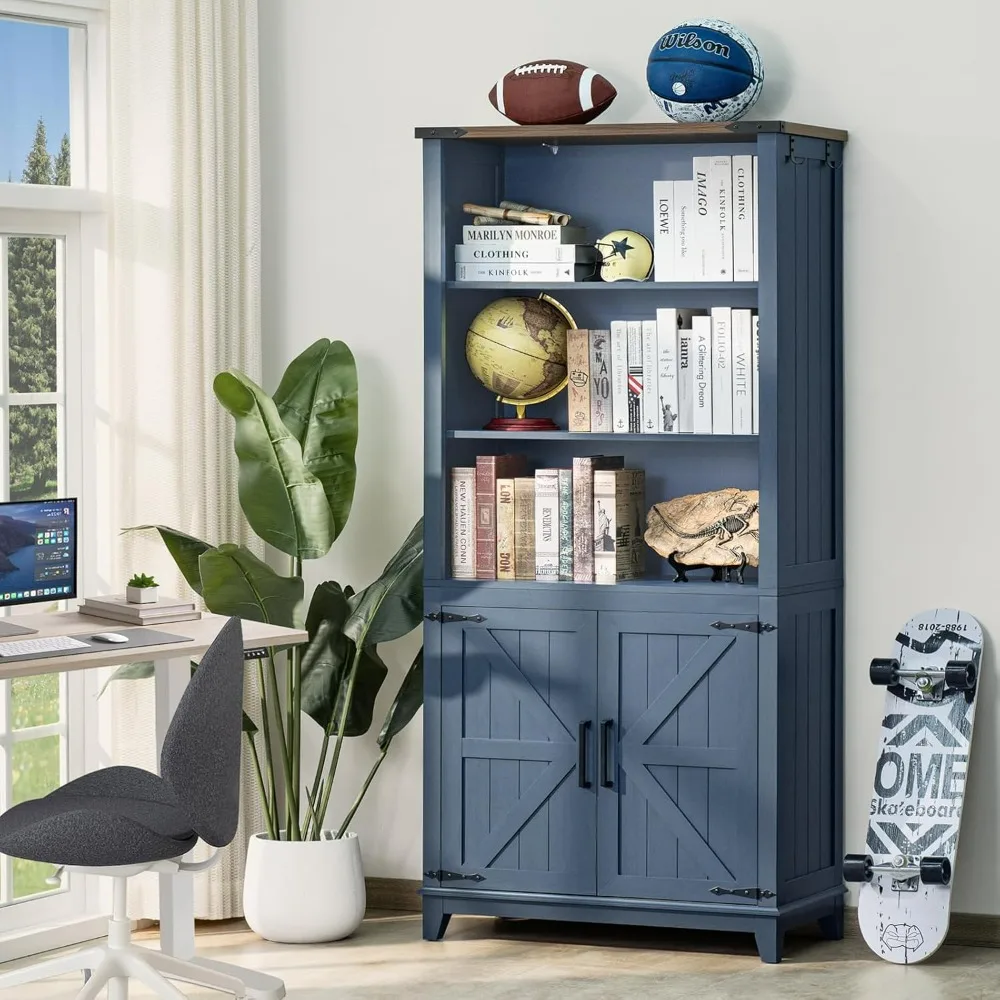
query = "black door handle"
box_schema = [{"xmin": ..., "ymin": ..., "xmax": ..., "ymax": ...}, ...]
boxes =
[
  {"xmin": 578, "ymin": 720, "xmax": 592, "ymax": 788},
  {"xmin": 600, "ymin": 719, "xmax": 615, "ymax": 788}
]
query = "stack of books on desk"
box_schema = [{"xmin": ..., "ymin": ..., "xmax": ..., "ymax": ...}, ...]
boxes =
[{"xmin": 79, "ymin": 595, "xmax": 202, "ymax": 626}]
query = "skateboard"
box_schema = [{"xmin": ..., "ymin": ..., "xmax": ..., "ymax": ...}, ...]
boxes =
[{"xmin": 845, "ymin": 608, "xmax": 982, "ymax": 964}]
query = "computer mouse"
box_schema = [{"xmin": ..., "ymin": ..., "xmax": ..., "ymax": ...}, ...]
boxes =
[{"xmin": 90, "ymin": 632, "xmax": 129, "ymax": 644}]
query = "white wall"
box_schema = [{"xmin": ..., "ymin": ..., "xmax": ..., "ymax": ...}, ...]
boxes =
[{"xmin": 259, "ymin": 0, "xmax": 998, "ymax": 912}]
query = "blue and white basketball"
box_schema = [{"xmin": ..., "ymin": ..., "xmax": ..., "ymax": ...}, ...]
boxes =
[{"xmin": 647, "ymin": 19, "xmax": 763, "ymax": 123}]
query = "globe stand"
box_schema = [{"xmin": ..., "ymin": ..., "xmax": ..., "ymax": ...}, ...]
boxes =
[{"xmin": 484, "ymin": 416, "xmax": 560, "ymax": 432}]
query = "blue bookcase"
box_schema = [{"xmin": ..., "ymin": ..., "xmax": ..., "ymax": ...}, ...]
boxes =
[{"xmin": 417, "ymin": 121, "xmax": 847, "ymax": 963}]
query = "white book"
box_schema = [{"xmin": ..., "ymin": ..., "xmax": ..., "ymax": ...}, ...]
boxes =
[
  {"xmin": 589, "ymin": 329, "xmax": 612, "ymax": 433},
  {"xmin": 674, "ymin": 180, "xmax": 696, "ymax": 282},
  {"xmin": 455, "ymin": 262, "xmax": 576, "ymax": 282},
  {"xmin": 708, "ymin": 155, "xmax": 734, "ymax": 281},
  {"xmin": 731, "ymin": 309, "xmax": 753, "ymax": 434},
  {"xmin": 461, "ymin": 224, "xmax": 585, "ymax": 244},
  {"xmin": 752, "ymin": 314, "xmax": 760, "ymax": 433},
  {"xmin": 692, "ymin": 315, "xmax": 713, "ymax": 434},
  {"xmin": 711, "ymin": 307, "xmax": 733, "ymax": 434},
  {"xmin": 455, "ymin": 243, "xmax": 584, "ymax": 263},
  {"xmin": 534, "ymin": 469, "xmax": 560, "ymax": 582},
  {"xmin": 732, "ymin": 155, "xmax": 754, "ymax": 281},
  {"xmin": 752, "ymin": 156, "xmax": 759, "ymax": 281},
  {"xmin": 652, "ymin": 180, "xmax": 676, "ymax": 282},
  {"xmin": 691, "ymin": 156, "xmax": 712, "ymax": 281},
  {"xmin": 678, "ymin": 325, "xmax": 695, "ymax": 433},
  {"xmin": 450, "ymin": 467, "xmax": 476, "ymax": 579},
  {"xmin": 641, "ymin": 320, "xmax": 659, "ymax": 433},
  {"xmin": 610, "ymin": 321, "xmax": 629, "ymax": 434},
  {"xmin": 656, "ymin": 308, "xmax": 680, "ymax": 433},
  {"xmin": 626, "ymin": 320, "xmax": 643, "ymax": 433}
]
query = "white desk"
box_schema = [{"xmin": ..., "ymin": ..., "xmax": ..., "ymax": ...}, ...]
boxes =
[{"xmin": 0, "ymin": 610, "xmax": 308, "ymax": 1000}]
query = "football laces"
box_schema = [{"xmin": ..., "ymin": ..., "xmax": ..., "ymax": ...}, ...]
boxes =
[{"xmin": 514, "ymin": 63, "xmax": 568, "ymax": 76}]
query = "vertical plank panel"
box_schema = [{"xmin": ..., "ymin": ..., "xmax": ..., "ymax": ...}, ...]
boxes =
[
  {"xmin": 517, "ymin": 629, "xmax": 551, "ymax": 874},
  {"xmin": 808, "ymin": 610, "xmax": 823, "ymax": 872},
  {"xmin": 647, "ymin": 633, "xmax": 679, "ymax": 881},
  {"xmin": 462, "ymin": 626, "xmax": 491, "ymax": 867},
  {"xmin": 819, "ymin": 609, "xmax": 833, "ymax": 868},
  {"xmin": 794, "ymin": 162, "xmax": 810, "ymax": 568},
  {"xmin": 490, "ymin": 629, "xmax": 521, "ymax": 871},
  {"xmin": 819, "ymin": 162, "xmax": 834, "ymax": 560},
  {"xmin": 619, "ymin": 631, "xmax": 647, "ymax": 878},
  {"xmin": 808, "ymin": 163, "xmax": 825, "ymax": 564},
  {"xmin": 794, "ymin": 614, "xmax": 809, "ymax": 878},
  {"xmin": 677, "ymin": 634, "xmax": 709, "ymax": 877}
]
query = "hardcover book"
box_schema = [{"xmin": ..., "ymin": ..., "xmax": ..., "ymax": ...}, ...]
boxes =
[
  {"xmin": 588, "ymin": 330, "xmax": 612, "ymax": 433},
  {"xmin": 752, "ymin": 156, "xmax": 759, "ymax": 281},
  {"xmin": 496, "ymin": 478, "xmax": 516, "ymax": 581},
  {"xmin": 732, "ymin": 309, "xmax": 753, "ymax": 434},
  {"xmin": 652, "ymin": 180, "xmax": 675, "ymax": 282},
  {"xmin": 455, "ymin": 243, "xmax": 596, "ymax": 263},
  {"xmin": 566, "ymin": 329, "xmax": 591, "ymax": 433},
  {"xmin": 81, "ymin": 594, "xmax": 195, "ymax": 614},
  {"xmin": 610, "ymin": 321, "xmax": 629, "ymax": 433},
  {"xmin": 752, "ymin": 313, "xmax": 760, "ymax": 434},
  {"xmin": 691, "ymin": 156, "xmax": 712, "ymax": 280},
  {"xmin": 572, "ymin": 455, "xmax": 625, "ymax": 582},
  {"xmin": 708, "ymin": 155, "xmax": 734, "ymax": 280},
  {"xmin": 678, "ymin": 325, "xmax": 695, "ymax": 433},
  {"xmin": 692, "ymin": 315, "xmax": 713, "ymax": 434},
  {"xmin": 593, "ymin": 468, "xmax": 646, "ymax": 584},
  {"xmin": 558, "ymin": 468, "xmax": 574, "ymax": 581},
  {"xmin": 674, "ymin": 180, "xmax": 695, "ymax": 281},
  {"xmin": 476, "ymin": 454, "xmax": 527, "ymax": 579},
  {"xmin": 513, "ymin": 477, "xmax": 536, "ymax": 581},
  {"xmin": 451, "ymin": 466, "xmax": 476, "ymax": 579},
  {"xmin": 455, "ymin": 262, "xmax": 580, "ymax": 283},
  {"xmin": 534, "ymin": 469, "xmax": 560, "ymax": 582},
  {"xmin": 641, "ymin": 319, "xmax": 659, "ymax": 433},
  {"xmin": 732, "ymin": 154, "xmax": 754, "ymax": 281},
  {"xmin": 626, "ymin": 320, "xmax": 643, "ymax": 433},
  {"xmin": 461, "ymin": 224, "xmax": 588, "ymax": 244},
  {"xmin": 711, "ymin": 306, "xmax": 733, "ymax": 434},
  {"xmin": 656, "ymin": 308, "xmax": 680, "ymax": 433}
]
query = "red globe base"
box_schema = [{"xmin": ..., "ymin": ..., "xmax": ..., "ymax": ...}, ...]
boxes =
[{"xmin": 484, "ymin": 416, "xmax": 560, "ymax": 432}]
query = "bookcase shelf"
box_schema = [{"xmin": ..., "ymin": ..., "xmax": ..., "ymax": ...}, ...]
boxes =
[{"xmin": 420, "ymin": 121, "xmax": 846, "ymax": 964}]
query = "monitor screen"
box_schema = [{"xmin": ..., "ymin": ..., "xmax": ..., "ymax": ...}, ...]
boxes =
[{"xmin": 0, "ymin": 499, "xmax": 77, "ymax": 608}]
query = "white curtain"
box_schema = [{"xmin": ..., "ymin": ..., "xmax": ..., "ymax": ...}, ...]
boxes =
[{"xmin": 103, "ymin": 0, "xmax": 262, "ymax": 919}]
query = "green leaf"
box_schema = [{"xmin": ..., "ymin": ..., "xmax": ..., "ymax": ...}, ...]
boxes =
[
  {"xmin": 198, "ymin": 544, "xmax": 304, "ymax": 628},
  {"xmin": 273, "ymin": 340, "xmax": 359, "ymax": 539},
  {"xmin": 128, "ymin": 526, "xmax": 211, "ymax": 595},
  {"xmin": 214, "ymin": 369, "xmax": 335, "ymax": 560},
  {"xmin": 377, "ymin": 648, "xmax": 423, "ymax": 751},
  {"xmin": 97, "ymin": 660, "xmax": 154, "ymax": 698},
  {"xmin": 344, "ymin": 518, "xmax": 423, "ymax": 647}
]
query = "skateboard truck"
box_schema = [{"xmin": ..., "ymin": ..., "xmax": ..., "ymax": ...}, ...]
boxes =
[
  {"xmin": 869, "ymin": 657, "xmax": 977, "ymax": 701},
  {"xmin": 844, "ymin": 853, "xmax": 951, "ymax": 891}
]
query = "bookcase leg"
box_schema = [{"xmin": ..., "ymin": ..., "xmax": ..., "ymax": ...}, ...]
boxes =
[
  {"xmin": 422, "ymin": 898, "xmax": 451, "ymax": 941},
  {"xmin": 755, "ymin": 923, "xmax": 784, "ymax": 964},
  {"xmin": 818, "ymin": 897, "xmax": 845, "ymax": 941}
]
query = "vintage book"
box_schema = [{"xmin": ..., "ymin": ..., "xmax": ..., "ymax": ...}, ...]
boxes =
[
  {"xmin": 572, "ymin": 455, "xmax": 625, "ymax": 583},
  {"xmin": 752, "ymin": 156, "xmax": 759, "ymax": 281},
  {"xmin": 674, "ymin": 179, "xmax": 695, "ymax": 281},
  {"xmin": 610, "ymin": 321, "xmax": 629, "ymax": 433},
  {"xmin": 678, "ymin": 324, "xmax": 695, "ymax": 433},
  {"xmin": 451, "ymin": 467, "xmax": 476, "ymax": 579},
  {"xmin": 558, "ymin": 468, "xmax": 574, "ymax": 581},
  {"xmin": 496, "ymin": 478, "xmax": 516, "ymax": 581},
  {"xmin": 708, "ymin": 155, "xmax": 734, "ymax": 280},
  {"xmin": 641, "ymin": 319, "xmax": 659, "ymax": 433},
  {"xmin": 513, "ymin": 477, "xmax": 536, "ymax": 581},
  {"xmin": 80, "ymin": 605, "xmax": 201, "ymax": 625},
  {"xmin": 476, "ymin": 454, "xmax": 527, "ymax": 579},
  {"xmin": 534, "ymin": 469, "xmax": 560, "ymax": 582},
  {"xmin": 732, "ymin": 154, "xmax": 754, "ymax": 281},
  {"xmin": 691, "ymin": 156, "xmax": 711, "ymax": 280},
  {"xmin": 752, "ymin": 313, "xmax": 760, "ymax": 433},
  {"xmin": 593, "ymin": 469, "xmax": 646, "ymax": 584},
  {"xmin": 588, "ymin": 330, "xmax": 612, "ymax": 433},
  {"xmin": 461, "ymin": 224, "xmax": 588, "ymax": 244},
  {"xmin": 692, "ymin": 315, "xmax": 713, "ymax": 434},
  {"xmin": 566, "ymin": 329, "xmax": 591, "ymax": 433},
  {"xmin": 626, "ymin": 320, "xmax": 643, "ymax": 433},
  {"xmin": 732, "ymin": 309, "xmax": 753, "ymax": 434},
  {"xmin": 81, "ymin": 594, "xmax": 195, "ymax": 614},
  {"xmin": 455, "ymin": 262, "xmax": 580, "ymax": 283},
  {"xmin": 711, "ymin": 307, "xmax": 733, "ymax": 434},
  {"xmin": 656, "ymin": 308, "xmax": 680, "ymax": 433},
  {"xmin": 455, "ymin": 243, "xmax": 595, "ymax": 263},
  {"xmin": 652, "ymin": 180, "xmax": 675, "ymax": 282}
]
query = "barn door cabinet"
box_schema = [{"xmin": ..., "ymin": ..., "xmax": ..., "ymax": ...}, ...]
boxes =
[{"xmin": 419, "ymin": 122, "xmax": 846, "ymax": 963}]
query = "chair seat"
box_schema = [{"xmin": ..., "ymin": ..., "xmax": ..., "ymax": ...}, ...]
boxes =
[{"xmin": 0, "ymin": 765, "xmax": 198, "ymax": 867}]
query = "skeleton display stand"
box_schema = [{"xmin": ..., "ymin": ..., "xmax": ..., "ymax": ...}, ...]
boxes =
[{"xmin": 845, "ymin": 609, "xmax": 982, "ymax": 964}]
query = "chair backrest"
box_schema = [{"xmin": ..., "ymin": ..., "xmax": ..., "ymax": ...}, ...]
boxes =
[{"xmin": 159, "ymin": 616, "xmax": 245, "ymax": 847}]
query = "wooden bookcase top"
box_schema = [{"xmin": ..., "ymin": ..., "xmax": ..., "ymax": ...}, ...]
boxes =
[{"xmin": 414, "ymin": 121, "xmax": 848, "ymax": 145}]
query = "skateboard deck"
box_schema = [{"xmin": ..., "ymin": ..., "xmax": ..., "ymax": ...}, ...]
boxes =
[{"xmin": 850, "ymin": 608, "xmax": 982, "ymax": 964}]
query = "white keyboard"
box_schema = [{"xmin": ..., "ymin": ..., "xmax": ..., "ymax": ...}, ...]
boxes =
[{"xmin": 0, "ymin": 635, "xmax": 91, "ymax": 657}]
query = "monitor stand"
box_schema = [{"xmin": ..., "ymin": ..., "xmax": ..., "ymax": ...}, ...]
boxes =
[{"xmin": 0, "ymin": 621, "xmax": 39, "ymax": 637}]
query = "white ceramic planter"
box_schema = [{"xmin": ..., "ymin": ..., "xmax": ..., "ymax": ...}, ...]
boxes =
[
  {"xmin": 243, "ymin": 831, "xmax": 366, "ymax": 944},
  {"xmin": 126, "ymin": 585, "xmax": 158, "ymax": 604}
]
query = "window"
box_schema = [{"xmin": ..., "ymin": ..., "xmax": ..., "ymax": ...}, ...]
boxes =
[{"xmin": 0, "ymin": 0, "xmax": 104, "ymax": 939}]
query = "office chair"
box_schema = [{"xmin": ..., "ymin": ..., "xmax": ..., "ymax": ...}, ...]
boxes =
[{"xmin": 0, "ymin": 615, "xmax": 249, "ymax": 999}]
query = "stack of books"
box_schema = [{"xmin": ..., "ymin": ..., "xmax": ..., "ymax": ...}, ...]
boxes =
[
  {"xmin": 79, "ymin": 594, "xmax": 201, "ymax": 626},
  {"xmin": 454, "ymin": 223, "xmax": 598, "ymax": 283},
  {"xmin": 451, "ymin": 455, "xmax": 645, "ymax": 585}
]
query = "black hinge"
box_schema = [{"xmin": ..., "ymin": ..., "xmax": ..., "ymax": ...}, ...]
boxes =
[
  {"xmin": 711, "ymin": 620, "xmax": 776, "ymax": 634},
  {"xmin": 424, "ymin": 869, "xmax": 485, "ymax": 883},
  {"xmin": 424, "ymin": 612, "xmax": 487, "ymax": 624},
  {"xmin": 710, "ymin": 886, "xmax": 775, "ymax": 900}
]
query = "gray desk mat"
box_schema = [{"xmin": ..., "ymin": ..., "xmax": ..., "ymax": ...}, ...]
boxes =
[{"xmin": 0, "ymin": 628, "xmax": 194, "ymax": 663}]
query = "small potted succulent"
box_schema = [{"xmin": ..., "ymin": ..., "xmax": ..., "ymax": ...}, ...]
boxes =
[{"xmin": 125, "ymin": 573, "xmax": 159, "ymax": 604}]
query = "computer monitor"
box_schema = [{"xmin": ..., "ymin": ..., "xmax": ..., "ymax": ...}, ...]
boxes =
[{"xmin": 0, "ymin": 498, "xmax": 77, "ymax": 637}]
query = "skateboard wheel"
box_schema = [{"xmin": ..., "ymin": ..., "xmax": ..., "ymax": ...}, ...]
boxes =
[
  {"xmin": 843, "ymin": 853, "xmax": 873, "ymax": 883},
  {"xmin": 919, "ymin": 857, "xmax": 951, "ymax": 885},
  {"xmin": 945, "ymin": 660, "xmax": 977, "ymax": 691},
  {"xmin": 869, "ymin": 658, "xmax": 899, "ymax": 686}
]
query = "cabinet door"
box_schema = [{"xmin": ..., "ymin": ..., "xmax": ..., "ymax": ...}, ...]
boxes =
[
  {"xmin": 440, "ymin": 607, "xmax": 597, "ymax": 895},
  {"xmin": 598, "ymin": 612, "xmax": 758, "ymax": 901}
]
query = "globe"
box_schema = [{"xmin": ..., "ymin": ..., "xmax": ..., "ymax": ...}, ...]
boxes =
[{"xmin": 465, "ymin": 295, "xmax": 573, "ymax": 407}]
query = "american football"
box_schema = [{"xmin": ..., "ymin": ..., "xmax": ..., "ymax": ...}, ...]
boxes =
[{"xmin": 489, "ymin": 61, "xmax": 616, "ymax": 126}]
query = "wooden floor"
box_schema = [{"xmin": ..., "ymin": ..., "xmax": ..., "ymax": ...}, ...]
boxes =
[{"xmin": 3, "ymin": 912, "xmax": 1000, "ymax": 998}]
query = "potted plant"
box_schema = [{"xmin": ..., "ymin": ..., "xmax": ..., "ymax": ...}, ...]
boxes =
[
  {"xmin": 125, "ymin": 573, "xmax": 158, "ymax": 604},
  {"xmin": 110, "ymin": 340, "xmax": 422, "ymax": 944}
]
